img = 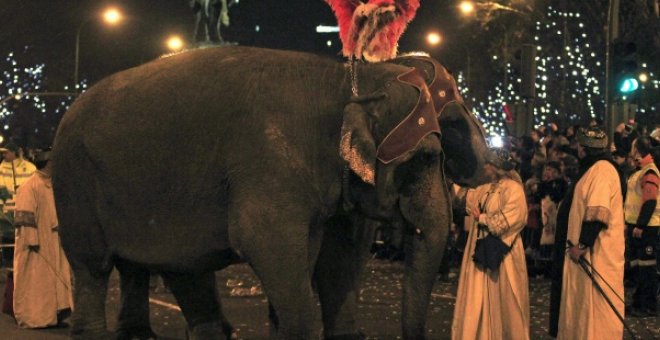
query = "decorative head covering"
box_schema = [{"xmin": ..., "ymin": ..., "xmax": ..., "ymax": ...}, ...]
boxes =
[
  {"xmin": 325, "ymin": 0, "xmax": 420, "ymax": 62},
  {"xmin": 576, "ymin": 126, "xmax": 608, "ymax": 149},
  {"xmin": 485, "ymin": 147, "xmax": 515, "ymax": 171}
]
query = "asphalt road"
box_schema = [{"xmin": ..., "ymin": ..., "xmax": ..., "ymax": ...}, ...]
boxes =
[{"xmin": 1, "ymin": 260, "xmax": 658, "ymax": 339}]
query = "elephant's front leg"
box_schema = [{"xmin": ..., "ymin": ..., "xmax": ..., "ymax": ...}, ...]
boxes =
[
  {"xmin": 315, "ymin": 215, "xmax": 375, "ymax": 339},
  {"xmin": 233, "ymin": 206, "xmax": 319, "ymax": 339}
]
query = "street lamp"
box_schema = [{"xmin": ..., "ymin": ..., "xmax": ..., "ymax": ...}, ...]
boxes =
[
  {"xmin": 459, "ymin": 0, "xmax": 526, "ymax": 18},
  {"xmin": 103, "ymin": 8, "xmax": 122, "ymax": 24},
  {"xmin": 459, "ymin": 1, "xmax": 475, "ymax": 15},
  {"xmin": 74, "ymin": 7, "xmax": 123, "ymax": 91},
  {"xmin": 426, "ymin": 32, "xmax": 442, "ymax": 47},
  {"xmin": 166, "ymin": 35, "xmax": 185, "ymax": 52}
]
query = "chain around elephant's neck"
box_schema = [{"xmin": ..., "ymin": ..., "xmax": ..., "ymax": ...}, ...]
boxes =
[{"xmin": 349, "ymin": 57, "xmax": 359, "ymax": 97}]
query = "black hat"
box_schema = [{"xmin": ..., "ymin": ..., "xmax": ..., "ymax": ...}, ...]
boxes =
[
  {"xmin": 485, "ymin": 147, "xmax": 516, "ymax": 171},
  {"xmin": 0, "ymin": 142, "xmax": 19, "ymax": 153}
]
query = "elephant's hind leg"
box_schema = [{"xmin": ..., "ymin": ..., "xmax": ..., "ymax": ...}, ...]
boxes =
[
  {"xmin": 114, "ymin": 259, "xmax": 157, "ymax": 340},
  {"xmin": 55, "ymin": 151, "xmax": 114, "ymax": 339},
  {"xmin": 67, "ymin": 259, "xmax": 113, "ymax": 339},
  {"xmin": 160, "ymin": 271, "xmax": 234, "ymax": 340}
]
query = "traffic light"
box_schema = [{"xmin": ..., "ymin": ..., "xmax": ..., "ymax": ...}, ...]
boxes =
[
  {"xmin": 619, "ymin": 77, "xmax": 638, "ymax": 93},
  {"xmin": 613, "ymin": 41, "xmax": 639, "ymax": 95}
]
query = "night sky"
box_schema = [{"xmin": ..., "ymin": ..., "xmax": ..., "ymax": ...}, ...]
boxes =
[{"xmin": 2, "ymin": 0, "xmax": 463, "ymax": 91}]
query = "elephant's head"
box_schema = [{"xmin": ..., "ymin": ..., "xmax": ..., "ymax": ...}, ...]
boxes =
[
  {"xmin": 339, "ymin": 63, "xmax": 453, "ymax": 338},
  {"xmin": 339, "ymin": 65, "xmax": 444, "ymax": 218},
  {"xmin": 392, "ymin": 55, "xmax": 490, "ymax": 188}
]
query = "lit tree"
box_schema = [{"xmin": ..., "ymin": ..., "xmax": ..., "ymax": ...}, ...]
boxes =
[
  {"xmin": 1, "ymin": 47, "xmax": 76, "ymax": 147},
  {"xmin": 455, "ymin": 0, "xmax": 537, "ymax": 137},
  {"xmin": 531, "ymin": 4, "xmax": 605, "ymax": 126},
  {"xmin": 456, "ymin": 72, "xmax": 508, "ymax": 137},
  {"xmin": 459, "ymin": 0, "xmax": 658, "ymax": 134},
  {"xmin": 457, "ymin": 1, "xmax": 612, "ymax": 136},
  {"xmin": 1, "ymin": 48, "xmax": 47, "ymax": 122}
]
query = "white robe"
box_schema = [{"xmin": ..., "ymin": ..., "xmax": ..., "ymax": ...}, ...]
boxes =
[
  {"xmin": 12, "ymin": 172, "xmax": 73, "ymax": 328},
  {"xmin": 452, "ymin": 178, "xmax": 530, "ymax": 340},
  {"xmin": 557, "ymin": 160, "xmax": 625, "ymax": 340}
]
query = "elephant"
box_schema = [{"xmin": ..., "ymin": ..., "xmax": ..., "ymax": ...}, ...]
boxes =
[{"xmin": 51, "ymin": 46, "xmax": 489, "ymax": 339}]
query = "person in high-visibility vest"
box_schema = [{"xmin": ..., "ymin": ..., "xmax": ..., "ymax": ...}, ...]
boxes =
[
  {"xmin": 0, "ymin": 142, "xmax": 36, "ymax": 267},
  {"xmin": 0, "ymin": 142, "xmax": 36, "ymax": 197},
  {"xmin": 625, "ymin": 136, "xmax": 659, "ymax": 317}
]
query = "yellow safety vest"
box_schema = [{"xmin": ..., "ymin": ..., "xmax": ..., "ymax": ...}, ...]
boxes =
[
  {"xmin": 0, "ymin": 158, "xmax": 36, "ymax": 196},
  {"xmin": 624, "ymin": 161, "xmax": 660, "ymax": 226}
]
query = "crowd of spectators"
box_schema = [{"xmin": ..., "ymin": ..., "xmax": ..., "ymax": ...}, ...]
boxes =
[
  {"xmin": 371, "ymin": 120, "xmax": 660, "ymax": 302},
  {"xmin": 508, "ymin": 121, "xmax": 660, "ymax": 284}
]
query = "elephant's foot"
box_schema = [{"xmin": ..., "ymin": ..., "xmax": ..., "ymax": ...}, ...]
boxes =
[
  {"xmin": 187, "ymin": 320, "xmax": 235, "ymax": 340},
  {"xmin": 115, "ymin": 327, "xmax": 158, "ymax": 340},
  {"xmin": 68, "ymin": 264, "xmax": 113, "ymax": 340},
  {"xmin": 325, "ymin": 332, "xmax": 366, "ymax": 340},
  {"xmin": 70, "ymin": 319, "xmax": 114, "ymax": 340}
]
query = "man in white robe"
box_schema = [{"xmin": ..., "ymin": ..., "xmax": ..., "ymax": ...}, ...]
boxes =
[
  {"xmin": 12, "ymin": 150, "xmax": 73, "ymax": 328},
  {"xmin": 557, "ymin": 127, "xmax": 625, "ymax": 339}
]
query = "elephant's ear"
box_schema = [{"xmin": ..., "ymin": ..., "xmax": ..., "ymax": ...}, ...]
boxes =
[{"xmin": 340, "ymin": 103, "xmax": 377, "ymax": 185}]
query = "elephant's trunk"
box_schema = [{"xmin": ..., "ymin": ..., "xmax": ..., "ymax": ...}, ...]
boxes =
[{"xmin": 397, "ymin": 157, "xmax": 451, "ymax": 339}]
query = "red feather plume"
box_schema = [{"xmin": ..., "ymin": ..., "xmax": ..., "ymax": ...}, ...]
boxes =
[{"xmin": 325, "ymin": 0, "xmax": 420, "ymax": 62}]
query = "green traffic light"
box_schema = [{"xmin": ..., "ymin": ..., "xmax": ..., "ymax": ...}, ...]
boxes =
[{"xmin": 619, "ymin": 78, "xmax": 639, "ymax": 93}]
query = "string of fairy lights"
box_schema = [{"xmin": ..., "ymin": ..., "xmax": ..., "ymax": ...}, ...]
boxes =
[
  {"xmin": 458, "ymin": 5, "xmax": 627, "ymax": 138},
  {"xmin": 534, "ymin": 7, "xmax": 603, "ymax": 124},
  {"xmin": 1, "ymin": 51, "xmax": 47, "ymax": 123},
  {"xmin": 1, "ymin": 4, "xmax": 657, "ymax": 142},
  {"xmin": 1, "ymin": 48, "xmax": 76, "ymax": 136}
]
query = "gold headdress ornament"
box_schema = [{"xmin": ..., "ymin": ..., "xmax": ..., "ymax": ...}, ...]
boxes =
[{"xmin": 577, "ymin": 127, "xmax": 608, "ymax": 149}]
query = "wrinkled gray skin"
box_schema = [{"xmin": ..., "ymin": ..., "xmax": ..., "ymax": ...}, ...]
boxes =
[{"xmin": 52, "ymin": 46, "xmax": 488, "ymax": 339}]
